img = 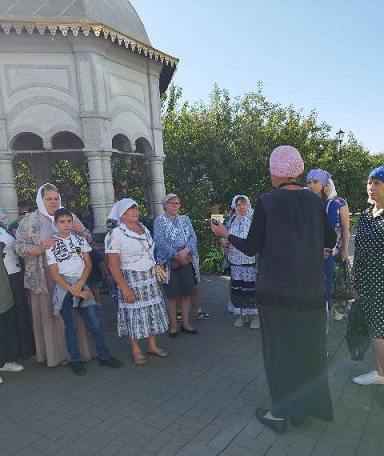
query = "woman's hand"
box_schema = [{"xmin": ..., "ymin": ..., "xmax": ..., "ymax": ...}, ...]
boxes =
[
  {"xmin": 211, "ymin": 221, "xmax": 229, "ymax": 239},
  {"xmin": 41, "ymin": 238, "xmax": 55, "ymax": 252},
  {"xmin": 121, "ymin": 284, "xmax": 135, "ymax": 303},
  {"xmin": 219, "ymin": 239, "xmax": 229, "ymax": 248},
  {"xmin": 340, "ymin": 248, "xmax": 349, "ymax": 261},
  {"xmin": 174, "ymin": 250, "xmax": 190, "ymax": 266}
]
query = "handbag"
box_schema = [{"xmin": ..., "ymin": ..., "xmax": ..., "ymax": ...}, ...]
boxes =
[
  {"xmin": 346, "ymin": 299, "xmax": 370, "ymax": 361},
  {"xmin": 137, "ymin": 238, "xmax": 167, "ymax": 284},
  {"xmin": 333, "ymin": 259, "xmax": 354, "ymax": 300},
  {"xmin": 154, "ymin": 263, "xmax": 167, "ymax": 283}
]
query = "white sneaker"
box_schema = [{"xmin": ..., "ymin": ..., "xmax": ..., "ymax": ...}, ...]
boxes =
[
  {"xmin": 227, "ymin": 301, "xmax": 234, "ymax": 313},
  {"xmin": 0, "ymin": 376, "xmax": 3, "ymax": 384},
  {"xmin": 333, "ymin": 309, "xmax": 344, "ymax": 321},
  {"xmin": 250, "ymin": 319, "xmax": 261, "ymax": 329},
  {"xmin": 353, "ymin": 370, "xmax": 384, "ymax": 385},
  {"xmin": 234, "ymin": 317, "xmax": 245, "ymax": 327},
  {"xmin": 0, "ymin": 362, "xmax": 24, "ymax": 372}
]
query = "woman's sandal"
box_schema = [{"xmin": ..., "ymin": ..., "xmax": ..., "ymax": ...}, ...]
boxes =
[
  {"xmin": 147, "ymin": 349, "xmax": 168, "ymax": 358},
  {"xmin": 133, "ymin": 354, "xmax": 148, "ymax": 366}
]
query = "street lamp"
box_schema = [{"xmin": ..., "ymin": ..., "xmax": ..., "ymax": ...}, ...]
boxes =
[{"xmin": 336, "ymin": 129, "xmax": 345, "ymax": 187}]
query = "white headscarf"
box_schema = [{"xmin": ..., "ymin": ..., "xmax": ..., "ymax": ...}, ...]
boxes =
[
  {"xmin": 36, "ymin": 183, "xmax": 62, "ymax": 223},
  {"xmin": 231, "ymin": 194, "xmax": 251, "ymax": 210},
  {"xmin": 326, "ymin": 178, "xmax": 337, "ymax": 200},
  {"xmin": 108, "ymin": 198, "xmax": 138, "ymax": 221}
]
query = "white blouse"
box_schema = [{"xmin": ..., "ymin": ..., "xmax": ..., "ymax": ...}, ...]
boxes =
[
  {"xmin": 0, "ymin": 227, "xmax": 22, "ymax": 275},
  {"xmin": 104, "ymin": 223, "xmax": 155, "ymax": 271},
  {"xmin": 228, "ymin": 210, "xmax": 256, "ymax": 265}
]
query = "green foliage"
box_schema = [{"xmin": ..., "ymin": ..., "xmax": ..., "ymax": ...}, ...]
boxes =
[
  {"xmin": 14, "ymin": 161, "xmax": 37, "ymax": 206},
  {"xmin": 111, "ymin": 155, "xmax": 149, "ymax": 214},
  {"xmin": 200, "ymin": 242, "xmax": 226, "ymax": 274},
  {"xmin": 162, "ymin": 82, "xmax": 379, "ymax": 269},
  {"xmin": 52, "ymin": 159, "xmax": 89, "ymax": 214}
]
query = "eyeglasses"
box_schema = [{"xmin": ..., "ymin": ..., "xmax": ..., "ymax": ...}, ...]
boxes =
[{"xmin": 168, "ymin": 202, "xmax": 180, "ymax": 206}]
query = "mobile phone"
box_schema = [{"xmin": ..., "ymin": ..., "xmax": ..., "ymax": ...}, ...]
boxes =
[{"xmin": 211, "ymin": 218, "xmax": 219, "ymax": 226}]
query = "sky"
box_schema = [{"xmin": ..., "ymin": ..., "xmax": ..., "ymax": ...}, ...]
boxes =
[{"xmin": 131, "ymin": 0, "xmax": 384, "ymax": 155}]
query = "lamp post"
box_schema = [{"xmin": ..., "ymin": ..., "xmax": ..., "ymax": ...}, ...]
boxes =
[{"xmin": 336, "ymin": 129, "xmax": 345, "ymax": 188}]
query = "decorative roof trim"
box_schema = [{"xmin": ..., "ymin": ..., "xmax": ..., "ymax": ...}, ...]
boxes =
[{"xmin": 0, "ymin": 21, "xmax": 179, "ymax": 68}]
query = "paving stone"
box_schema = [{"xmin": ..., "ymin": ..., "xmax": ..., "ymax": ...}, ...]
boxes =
[
  {"xmin": 181, "ymin": 442, "xmax": 220, "ymax": 456},
  {"xmin": 113, "ymin": 444, "xmax": 141, "ymax": 456},
  {"xmin": 207, "ymin": 429, "xmax": 237, "ymax": 451},
  {"xmin": 157, "ymin": 435, "xmax": 189, "ymax": 456},
  {"xmin": 68, "ymin": 437, "xmax": 103, "ymax": 456},
  {"xmin": 166, "ymin": 422, "xmax": 200, "ymax": 439},
  {"xmin": 30, "ymin": 437, "xmax": 66, "ymax": 455},
  {"xmin": 94, "ymin": 414, "xmax": 135, "ymax": 436},
  {"xmin": 223, "ymin": 442, "xmax": 263, "ymax": 456},
  {"xmin": 264, "ymin": 448, "xmax": 290, "ymax": 456},
  {"xmin": 191, "ymin": 424, "xmax": 222, "ymax": 445}
]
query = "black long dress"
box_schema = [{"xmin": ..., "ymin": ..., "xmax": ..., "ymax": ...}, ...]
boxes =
[{"xmin": 229, "ymin": 188, "xmax": 336, "ymax": 421}]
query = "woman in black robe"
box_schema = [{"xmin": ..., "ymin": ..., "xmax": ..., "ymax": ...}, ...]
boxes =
[{"xmin": 212, "ymin": 146, "xmax": 336, "ymax": 433}]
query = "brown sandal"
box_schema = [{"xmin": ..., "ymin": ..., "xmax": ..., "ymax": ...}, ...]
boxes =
[
  {"xmin": 133, "ymin": 354, "xmax": 148, "ymax": 366},
  {"xmin": 147, "ymin": 349, "xmax": 168, "ymax": 358}
]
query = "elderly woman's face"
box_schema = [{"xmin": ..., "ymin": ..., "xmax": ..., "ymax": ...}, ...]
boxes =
[
  {"xmin": 307, "ymin": 179, "xmax": 323, "ymax": 196},
  {"xmin": 165, "ymin": 198, "xmax": 180, "ymax": 217},
  {"xmin": 367, "ymin": 178, "xmax": 384, "ymax": 202},
  {"xmin": 236, "ymin": 199, "xmax": 248, "ymax": 215},
  {"xmin": 121, "ymin": 205, "xmax": 139, "ymax": 225},
  {"xmin": 42, "ymin": 190, "xmax": 60, "ymax": 215}
]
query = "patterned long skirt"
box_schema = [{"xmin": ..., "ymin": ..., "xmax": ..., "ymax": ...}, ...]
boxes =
[
  {"xmin": 117, "ymin": 267, "xmax": 169, "ymax": 339},
  {"xmin": 230, "ymin": 263, "xmax": 258, "ymax": 315}
]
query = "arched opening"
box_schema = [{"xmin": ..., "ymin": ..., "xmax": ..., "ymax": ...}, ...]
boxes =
[
  {"xmin": 52, "ymin": 159, "xmax": 89, "ymax": 216},
  {"xmin": 135, "ymin": 137, "xmax": 153, "ymax": 156},
  {"xmin": 51, "ymin": 131, "xmax": 84, "ymax": 150},
  {"xmin": 13, "ymin": 161, "xmax": 37, "ymax": 207},
  {"xmin": 11, "ymin": 132, "xmax": 44, "ymax": 151},
  {"xmin": 112, "ymin": 134, "xmax": 132, "ymax": 153}
]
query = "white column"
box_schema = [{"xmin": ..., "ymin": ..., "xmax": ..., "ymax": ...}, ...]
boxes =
[
  {"xmin": 85, "ymin": 151, "xmax": 108, "ymax": 232},
  {"xmin": 100, "ymin": 151, "xmax": 115, "ymax": 212},
  {"xmin": 0, "ymin": 152, "xmax": 18, "ymax": 223},
  {"xmin": 147, "ymin": 156, "xmax": 166, "ymax": 217}
]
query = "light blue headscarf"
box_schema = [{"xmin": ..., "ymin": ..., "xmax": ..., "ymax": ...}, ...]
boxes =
[{"xmin": 306, "ymin": 169, "xmax": 331, "ymax": 186}]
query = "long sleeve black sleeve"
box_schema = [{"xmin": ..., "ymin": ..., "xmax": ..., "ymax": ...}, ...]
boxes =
[
  {"xmin": 323, "ymin": 209, "xmax": 337, "ymax": 248},
  {"xmin": 228, "ymin": 198, "xmax": 265, "ymax": 256}
]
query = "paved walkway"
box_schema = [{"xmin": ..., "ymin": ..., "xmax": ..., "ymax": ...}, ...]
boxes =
[{"xmin": 0, "ymin": 274, "xmax": 383, "ymax": 456}]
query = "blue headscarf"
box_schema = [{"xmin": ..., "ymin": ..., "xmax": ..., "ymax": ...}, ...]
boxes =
[
  {"xmin": 306, "ymin": 169, "xmax": 331, "ymax": 186},
  {"xmin": 368, "ymin": 166, "xmax": 384, "ymax": 182}
]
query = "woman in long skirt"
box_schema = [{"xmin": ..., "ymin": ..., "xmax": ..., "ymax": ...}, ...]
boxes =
[
  {"xmin": 105, "ymin": 198, "xmax": 169, "ymax": 366},
  {"xmin": 213, "ymin": 146, "xmax": 336, "ymax": 433},
  {"xmin": 221, "ymin": 195, "xmax": 259, "ymax": 329},
  {"xmin": 15, "ymin": 183, "xmax": 94, "ymax": 367}
]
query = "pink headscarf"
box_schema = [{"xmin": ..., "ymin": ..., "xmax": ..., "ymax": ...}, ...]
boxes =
[{"xmin": 269, "ymin": 146, "xmax": 304, "ymax": 178}]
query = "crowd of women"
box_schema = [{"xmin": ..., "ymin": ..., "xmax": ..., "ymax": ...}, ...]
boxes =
[
  {"xmin": 0, "ymin": 185, "xmax": 205, "ymax": 379},
  {"xmin": 1, "ymin": 145, "xmax": 384, "ymax": 435}
]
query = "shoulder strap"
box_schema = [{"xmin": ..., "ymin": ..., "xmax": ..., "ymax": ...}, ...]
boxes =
[{"xmin": 326, "ymin": 200, "xmax": 332, "ymax": 214}]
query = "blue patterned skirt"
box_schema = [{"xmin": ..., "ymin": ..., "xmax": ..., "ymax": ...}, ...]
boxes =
[{"xmin": 117, "ymin": 268, "xmax": 169, "ymax": 339}]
